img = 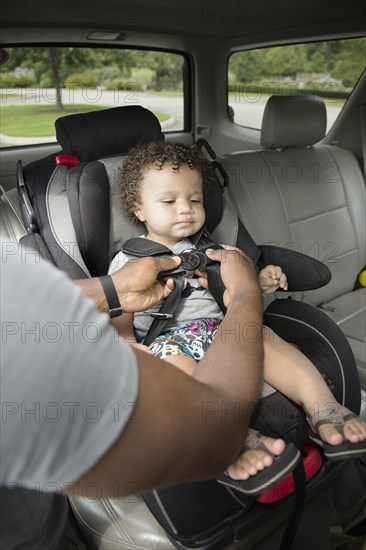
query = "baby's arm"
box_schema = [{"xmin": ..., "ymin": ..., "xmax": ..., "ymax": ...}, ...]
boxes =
[{"xmin": 258, "ymin": 265, "xmax": 288, "ymax": 293}]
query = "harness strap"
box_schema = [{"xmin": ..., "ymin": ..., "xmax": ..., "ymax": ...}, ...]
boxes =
[
  {"xmin": 121, "ymin": 228, "xmax": 226, "ymax": 346},
  {"xmin": 143, "ymin": 273, "xmax": 186, "ymax": 347},
  {"xmin": 206, "ymin": 260, "xmax": 226, "ymax": 314},
  {"xmin": 121, "ymin": 237, "xmax": 190, "ymax": 346},
  {"xmin": 192, "ymin": 228, "xmax": 227, "ymax": 314}
]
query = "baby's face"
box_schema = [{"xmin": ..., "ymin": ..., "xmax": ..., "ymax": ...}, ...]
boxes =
[{"xmin": 134, "ymin": 163, "xmax": 205, "ymax": 248}]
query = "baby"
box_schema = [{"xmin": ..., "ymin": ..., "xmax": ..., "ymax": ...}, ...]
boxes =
[{"xmin": 109, "ymin": 141, "xmax": 366, "ymax": 489}]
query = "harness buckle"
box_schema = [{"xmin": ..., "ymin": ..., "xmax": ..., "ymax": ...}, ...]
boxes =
[
  {"xmin": 179, "ymin": 250, "xmax": 207, "ymax": 271},
  {"xmin": 150, "ymin": 312, "xmax": 174, "ymax": 319}
]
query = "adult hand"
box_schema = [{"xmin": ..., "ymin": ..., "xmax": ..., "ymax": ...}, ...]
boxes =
[
  {"xmin": 205, "ymin": 245, "xmax": 260, "ymax": 308},
  {"xmin": 111, "ymin": 255, "xmax": 181, "ymax": 313}
]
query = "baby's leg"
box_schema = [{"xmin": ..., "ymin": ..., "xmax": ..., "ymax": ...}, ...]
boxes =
[
  {"xmin": 164, "ymin": 354, "xmax": 197, "ymax": 375},
  {"xmin": 148, "ymin": 333, "xmax": 197, "ymax": 375},
  {"xmin": 262, "ymin": 326, "xmax": 366, "ymax": 446},
  {"xmin": 150, "ymin": 323, "xmax": 288, "ymax": 480},
  {"xmin": 165, "ymin": 348, "xmax": 287, "ymax": 478}
]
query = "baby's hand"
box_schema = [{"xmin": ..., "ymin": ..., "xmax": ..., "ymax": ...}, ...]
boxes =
[{"xmin": 258, "ymin": 265, "xmax": 288, "ymax": 293}]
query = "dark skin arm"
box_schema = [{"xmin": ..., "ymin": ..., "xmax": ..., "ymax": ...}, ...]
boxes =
[
  {"xmin": 76, "ymin": 256, "xmax": 178, "ymax": 349},
  {"xmin": 69, "ymin": 249, "xmax": 263, "ymax": 496},
  {"xmin": 75, "ymin": 255, "xmax": 180, "ymax": 315}
]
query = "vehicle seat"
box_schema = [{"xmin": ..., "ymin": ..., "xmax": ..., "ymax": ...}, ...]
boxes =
[
  {"xmin": 0, "ymin": 187, "xmax": 26, "ymax": 246},
  {"xmin": 219, "ymin": 95, "xmax": 366, "ymax": 402}
]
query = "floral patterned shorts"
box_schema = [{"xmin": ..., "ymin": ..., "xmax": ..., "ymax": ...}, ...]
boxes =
[{"xmin": 148, "ymin": 318, "xmax": 221, "ymax": 362}]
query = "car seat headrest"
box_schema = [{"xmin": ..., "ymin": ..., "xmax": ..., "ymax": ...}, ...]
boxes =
[
  {"xmin": 261, "ymin": 95, "xmax": 326, "ymax": 149},
  {"xmin": 55, "ymin": 105, "xmax": 164, "ymax": 162}
]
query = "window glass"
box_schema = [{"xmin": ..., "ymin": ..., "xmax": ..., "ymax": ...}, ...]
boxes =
[
  {"xmin": 0, "ymin": 47, "xmax": 185, "ymax": 148},
  {"xmin": 228, "ymin": 38, "xmax": 366, "ymax": 132}
]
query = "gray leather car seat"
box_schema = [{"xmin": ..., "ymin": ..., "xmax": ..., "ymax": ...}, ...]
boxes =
[
  {"xmin": 0, "ymin": 187, "xmax": 26, "ymax": 245},
  {"xmin": 69, "ymin": 494, "xmax": 175, "ymax": 550},
  {"xmin": 219, "ymin": 95, "xmax": 366, "ymax": 407}
]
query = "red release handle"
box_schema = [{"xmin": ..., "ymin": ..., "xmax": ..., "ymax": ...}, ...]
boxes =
[{"xmin": 55, "ymin": 155, "xmax": 81, "ymax": 167}]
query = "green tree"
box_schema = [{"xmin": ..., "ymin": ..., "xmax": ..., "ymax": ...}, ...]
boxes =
[
  {"xmin": 262, "ymin": 45, "xmax": 308, "ymax": 78},
  {"xmin": 49, "ymin": 49, "xmax": 63, "ymax": 110},
  {"xmin": 229, "ymin": 38, "xmax": 365, "ymax": 90},
  {"xmin": 1, "ymin": 46, "xmax": 185, "ymax": 98},
  {"xmin": 332, "ymin": 39, "xmax": 366, "ymax": 87},
  {"xmin": 229, "ymin": 50, "xmax": 266, "ymax": 82},
  {"xmin": 0, "ymin": 47, "xmax": 97, "ymax": 110},
  {"xmin": 130, "ymin": 51, "xmax": 184, "ymax": 91}
]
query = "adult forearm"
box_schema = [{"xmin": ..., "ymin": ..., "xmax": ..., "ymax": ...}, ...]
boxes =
[
  {"xmin": 75, "ymin": 332, "xmax": 262, "ymax": 496},
  {"xmin": 72, "ymin": 291, "xmax": 263, "ymax": 496},
  {"xmin": 72, "ymin": 251, "xmax": 265, "ymax": 493},
  {"xmin": 193, "ymin": 289, "xmax": 264, "ymax": 426},
  {"xmin": 75, "ymin": 277, "xmax": 108, "ymax": 312}
]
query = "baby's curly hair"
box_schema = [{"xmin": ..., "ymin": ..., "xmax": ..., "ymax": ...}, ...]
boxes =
[{"xmin": 121, "ymin": 141, "xmax": 217, "ymax": 224}]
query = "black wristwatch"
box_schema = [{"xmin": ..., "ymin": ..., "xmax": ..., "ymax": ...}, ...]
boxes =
[{"xmin": 99, "ymin": 275, "xmax": 123, "ymax": 318}]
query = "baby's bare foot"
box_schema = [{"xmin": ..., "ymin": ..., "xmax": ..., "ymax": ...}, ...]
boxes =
[
  {"xmin": 225, "ymin": 434, "xmax": 286, "ymax": 480},
  {"xmin": 318, "ymin": 413, "xmax": 366, "ymax": 446}
]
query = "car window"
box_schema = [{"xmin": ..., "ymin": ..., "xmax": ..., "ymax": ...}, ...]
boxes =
[
  {"xmin": 228, "ymin": 38, "xmax": 366, "ymax": 132},
  {"xmin": 0, "ymin": 47, "xmax": 186, "ymax": 148}
]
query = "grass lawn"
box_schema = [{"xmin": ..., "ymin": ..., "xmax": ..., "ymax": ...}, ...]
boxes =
[{"xmin": 0, "ymin": 104, "xmax": 170, "ymax": 137}]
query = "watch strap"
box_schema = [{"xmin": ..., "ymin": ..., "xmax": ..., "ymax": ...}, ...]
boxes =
[{"xmin": 99, "ymin": 275, "xmax": 123, "ymax": 318}]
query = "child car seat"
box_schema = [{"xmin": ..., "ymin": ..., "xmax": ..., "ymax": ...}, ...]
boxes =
[
  {"xmin": 16, "ymin": 106, "xmax": 363, "ymax": 550},
  {"xmin": 18, "ymin": 105, "xmax": 164, "ymax": 278}
]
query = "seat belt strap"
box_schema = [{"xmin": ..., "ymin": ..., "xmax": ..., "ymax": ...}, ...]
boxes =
[{"xmin": 278, "ymin": 460, "xmax": 307, "ymax": 550}]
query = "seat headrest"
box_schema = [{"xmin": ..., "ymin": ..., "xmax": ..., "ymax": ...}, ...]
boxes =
[
  {"xmin": 261, "ymin": 95, "xmax": 326, "ymax": 149},
  {"xmin": 55, "ymin": 106, "xmax": 164, "ymax": 162}
]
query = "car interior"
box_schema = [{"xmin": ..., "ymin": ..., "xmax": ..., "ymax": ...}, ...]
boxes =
[{"xmin": 1, "ymin": 0, "xmax": 365, "ymax": 548}]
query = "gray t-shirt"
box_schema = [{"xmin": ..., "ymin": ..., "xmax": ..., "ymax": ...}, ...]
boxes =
[
  {"xmin": 109, "ymin": 237, "xmax": 224, "ymax": 341},
  {"xmin": 1, "ymin": 248, "xmax": 138, "ymax": 548}
]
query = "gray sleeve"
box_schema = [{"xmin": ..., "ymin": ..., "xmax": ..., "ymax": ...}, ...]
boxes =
[{"xmin": 1, "ymin": 249, "xmax": 139, "ymax": 491}]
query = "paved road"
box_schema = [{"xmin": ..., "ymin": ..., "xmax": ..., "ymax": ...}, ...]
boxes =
[
  {"xmin": 1, "ymin": 89, "xmax": 341, "ymax": 145},
  {"xmin": 229, "ymin": 98, "xmax": 340, "ymax": 132}
]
